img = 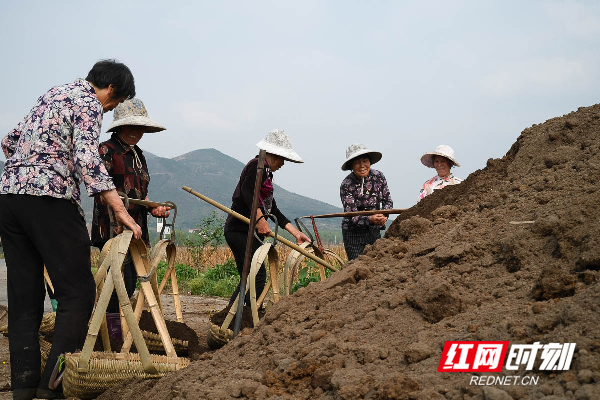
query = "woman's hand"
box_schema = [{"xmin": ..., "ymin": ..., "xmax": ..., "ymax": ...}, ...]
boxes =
[
  {"xmin": 256, "ymin": 217, "xmax": 272, "ymax": 236},
  {"xmin": 294, "ymin": 231, "xmax": 311, "ymax": 245},
  {"xmin": 369, "ymin": 213, "xmax": 388, "ymax": 226},
  {"xmin": 150, "ymin": 206, "xmax": 171, "ymax": 218},
  {"xmin": 283, "ymin": 223, "xmax": 312, "ymax": 245},
  {"xmin": 99, "ymin": 189, "xmax": 142, "ymax": 239}
]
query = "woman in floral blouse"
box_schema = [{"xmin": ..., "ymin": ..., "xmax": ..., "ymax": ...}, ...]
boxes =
[
  {"xmin": 0, "ymin": 60, "xmax": 141, "ymax": 400},
  {"xmin": 340, "ymin": 143, "xmax": 393, "ymax": 261},
  {"xmin": 418, "ymin": 145, "xmax": 462, "ymax": 201},
  {"xmin": 91, "ymin": 98, "xmax": 170, "ymax": 340}
]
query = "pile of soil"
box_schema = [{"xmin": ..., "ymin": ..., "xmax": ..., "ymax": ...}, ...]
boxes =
[{"xmin": 99, "ymin": 104, "xmax": 600, "ymax": 399}]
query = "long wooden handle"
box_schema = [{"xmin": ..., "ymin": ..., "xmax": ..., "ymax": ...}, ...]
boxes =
[
  {"xmin": 300, "ymin": 208, "xmax": 407, "ymax": 219},
  {"xmin": 182, "ymin": 186, "xmax": 336, "ymax": 271},
  {"xmin": 119, "ymin": 196, "xmax": 169, "ymax": 209}
]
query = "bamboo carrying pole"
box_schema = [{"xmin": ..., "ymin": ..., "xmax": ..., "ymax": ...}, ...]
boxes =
[
  {"xmin": 300, "ymin": 208, "xmax": 407, "ymax": 219},
  {"xmin": 118, "ymin": 196, "xmax": 171, "ymax": 209},
  {"xmin": 181, "ymin": 187, "xmax": 336, "ymax": 271},
  {"xmin": 234, "ymin": 150, "xmax": 266, "ymax": 336}
]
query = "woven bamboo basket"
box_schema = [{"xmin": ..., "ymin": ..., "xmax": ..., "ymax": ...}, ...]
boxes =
[
  {"xmin": 207, "ymin": 322, "xmax": 233, "ymax": 350},
  {"xmin": 40, "ymin": 337, "xmax": 52, "ymax": 373},
  {"xmin": 62, "ymin": 351, "xmax": 189, "ymax": 399},
  {"xmin": 59, "ymin": 231, "xmax": 189, "ymax": 398},
  {"xmin": 207, "ymin": 243, "xmax": 277, "ymax": 349},
  {"xmin": 141, "ymin": 330, "xmax": 188, "ymax": 355},
  {"xmin": 39, "ymin": 312, "xmax": 56, "ymax": 335}
]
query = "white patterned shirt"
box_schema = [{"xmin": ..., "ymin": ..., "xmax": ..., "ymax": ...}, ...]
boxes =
[{"xmin": 419, "ymin": 174, "xmax": 462, "ymax": 200}]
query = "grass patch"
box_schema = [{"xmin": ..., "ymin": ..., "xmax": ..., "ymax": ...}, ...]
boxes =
[
  {"xmin": 292, "ymin": 261, "xmax": 334, "ymax": 293},
  {"xmin": 149, "ymin": 261, "xmax": 199, "ymax": 292},
  {"xmin": 188, "ymin": 259, "xmax": 239, "ymax": 298}
]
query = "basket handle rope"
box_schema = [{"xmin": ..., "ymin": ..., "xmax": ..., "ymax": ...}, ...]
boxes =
[{"xmin": 78, "ymin": 231, "xmax": 158, "ymax": 374}]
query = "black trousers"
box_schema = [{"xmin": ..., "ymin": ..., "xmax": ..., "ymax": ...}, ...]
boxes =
[
  {"xmin": 342, "ymin": 227, "xmax": 382, "ymax": 261},
  {"xmin": 225, "ymin": 230, "xmax": 264, "ymax": 306},
  {"xmin": 106, "ymin": 253, "xmax": 136, "ymax": 314},
  {"xmin": 0, "ymin": 194, "xmax": 95, "ymax": 390}
]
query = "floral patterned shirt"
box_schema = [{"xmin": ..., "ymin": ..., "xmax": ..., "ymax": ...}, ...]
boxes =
[
  {"xmin": 340, "ymin": 169, "xmax": 393, "ymax": 231},
  {"xmin": 91, "ymin": 134, "xmax": 150, "ymax": 247},
  {"xmin": 0, "ymin": 79, "xmax": 115, "ymax": 214},
  {"xmin": 418, "ymin": 174, "xmax": 462, "ymax": 200}
]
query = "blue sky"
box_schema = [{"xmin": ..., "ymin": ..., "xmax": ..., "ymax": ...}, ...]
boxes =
[{"xmin": 1, "ymin": 0, "xmax": 599, "ymax": 209}]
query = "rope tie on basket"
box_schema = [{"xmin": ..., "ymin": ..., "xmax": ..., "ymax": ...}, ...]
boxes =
[{"xmin": 310, "ymin": 215, "xmax": 325, "ymax": 253}]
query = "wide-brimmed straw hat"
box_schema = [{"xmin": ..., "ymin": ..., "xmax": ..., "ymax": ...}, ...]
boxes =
[
  {"xmin": 420, "ymin": 144, "xmax": 461, "ymax": 168},
  {"xmin": 341, "ymin": 143, "xmax": 382, "ymax": 171},
  {"xmin": 107, "ymin": 98, "xmax": 165, "ymax": 133},
  {"xmin": 256, "ymin": 129, "xmax": 303, "ymax": 163}
]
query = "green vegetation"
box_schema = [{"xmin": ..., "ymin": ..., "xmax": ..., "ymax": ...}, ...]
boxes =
[
  {"xmin": 155, "ymin": 261, "xmax": 199, "ymax": 286},
  {"xmin": 291, "ymin": 261, "xmax": 334, "ymax": 293},
  {"xmin": 188, "ymin": 259, "xmax": 239, "ymax": 297},
  {"xmin": 180, "ymin": 211, "xmax": 226, "ymax": 267}
]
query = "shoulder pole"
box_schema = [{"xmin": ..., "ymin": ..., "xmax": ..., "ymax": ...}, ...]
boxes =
[{"xmin": 233, "ymin": 150, "xmax": 266, "ymax": 337}]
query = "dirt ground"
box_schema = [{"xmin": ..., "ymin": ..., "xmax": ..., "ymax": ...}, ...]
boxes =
[{"xmin": 95, "ymin": 104, "xmax": 600, "ymax": 399}]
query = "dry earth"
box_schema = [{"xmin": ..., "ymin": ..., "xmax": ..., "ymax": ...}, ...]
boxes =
[{"xmin": 98, "ymin": 104, "xmax": 600, "ymax": 400}]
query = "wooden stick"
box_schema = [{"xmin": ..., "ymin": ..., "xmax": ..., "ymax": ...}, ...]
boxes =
[
  {"xmin": 299, "ymin": 208, "xmax": 407, "ymax": 219},
  {"xmin": 167, "ymin": 243, "xmax": 183, "ymax": 323},
  {"xmin": 119, "ymin": 196, "xmax": 170, "ymax": 209},
  {"xmin": 234, "ymin": 150, "xmax": 266, "ymax": 336},
  {"xmin": 129, "ymin": 240, "xmax": 177, "ymax": 357},
  {"xmin": 43, "ymin": 267, "xmax": 54, "ymax": 294},
  {"xmin": 182, "ymin": 186, "xmax": 336, "ymax": 271}
]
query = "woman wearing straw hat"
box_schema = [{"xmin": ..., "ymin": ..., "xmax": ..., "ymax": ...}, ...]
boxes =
[
  {"xmin": 418, "ymin": 145, "xmax": 462, "ymax": 200},
  {"xmin": 91, "ymin": 98, "xmax": 170, "ymax": 339},
  {"xmin": 0, "ymin": 60, "xmax": 141, "ymax": 400},
  {"xmin": 340, "ymin": 143, "xmax": 393, "ymax": 261},
  {"xmin": 225, "ymin": 129, "xmax": 310, "ymax": 306}
]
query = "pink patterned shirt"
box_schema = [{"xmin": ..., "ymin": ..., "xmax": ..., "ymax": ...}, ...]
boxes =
[
  {"xmin": 419, "ymin": 174, "xmax": 462, "ymax": 200},
  {"xmin": 0, "ymin": 79, "xmax": 115, "ymax": 214}
]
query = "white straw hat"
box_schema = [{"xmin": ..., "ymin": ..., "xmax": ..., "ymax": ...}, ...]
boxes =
[
  {"xmin": 420, "ymin": 145, "xmax": 461, "ymax": 168},
  {"xmin": 107, "ymin": 98, "xmax": 165, "ymax": 133},
  {"xmin": 341, "ymin": 143, "xmax": 382, "ymax": 171},
  {"xmin": 256, "ymin": 129, "xmax": 303, "ymax": 163}
]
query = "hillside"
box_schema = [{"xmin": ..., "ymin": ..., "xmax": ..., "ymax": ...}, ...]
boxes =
[
  {"xmin": 1, "ymin": 150, "xmax": 342, "ymax": 235},
  {"xmin": 76, "ymin": 148, "xmax": 342, "ymax": 234},
  {"xmin": 101, "ymin": 104, "xmax": 600, "ymax": 399}
]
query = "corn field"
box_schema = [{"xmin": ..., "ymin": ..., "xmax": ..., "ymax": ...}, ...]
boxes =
[{"xmin": 91, "ymin": 243, "xmax": 348, "ymax": 272}]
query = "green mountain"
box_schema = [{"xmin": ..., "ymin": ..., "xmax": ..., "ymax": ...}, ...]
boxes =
[
  {"xmin": 0, "ymin": 151, "xmax": 343, "ymax": 238},
  {"xmin": 144, "ymin": 148, "xmax": 342, "ymax": 232},
  {"xmin": 75, "ymin": 148, "xmax": 342, "ymax": 235}
]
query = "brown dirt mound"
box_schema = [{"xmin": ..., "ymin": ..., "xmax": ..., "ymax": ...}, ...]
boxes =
[{"xmin": 99, "ymin": 105, "xmax": 600, "ymax": 399}]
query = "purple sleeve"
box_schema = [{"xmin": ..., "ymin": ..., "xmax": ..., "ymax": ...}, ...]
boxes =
[{"xmin": 379, "ymin": 172, "xmax": 393, "ymax": 210}]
